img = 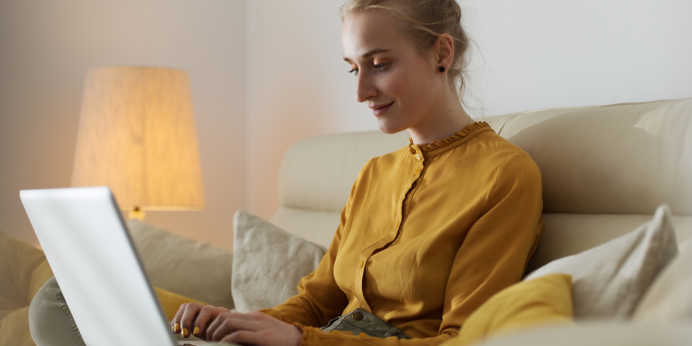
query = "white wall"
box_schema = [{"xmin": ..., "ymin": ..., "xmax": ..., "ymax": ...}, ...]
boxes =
[
  {"xmin": 246, "ymin": 0, "xmax": 692, "ymax": 219},
  {"xmin": 0, "ymin": 0, "xmax": 246, "ymax": 249},
  {"xmin": 461, "ymin": 0, "xmax": 692, "ymax": 116},
  {"xmin": 246, "ymin": 0, "xmax": 371, "ymax": 219}
]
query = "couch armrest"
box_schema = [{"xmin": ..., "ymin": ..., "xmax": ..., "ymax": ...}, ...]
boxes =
[
  {"xmin": 0, "ymin": 232, "xmax": 46, "ymax": 318},
  {"xmin": 127, "ymin": 220, "xmax": 234, "ymax": 309}
]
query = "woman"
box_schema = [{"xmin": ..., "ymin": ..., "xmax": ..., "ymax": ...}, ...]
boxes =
[{"xmin": 173, "ymin": 1, "xmax": 543, "ymax": 345}]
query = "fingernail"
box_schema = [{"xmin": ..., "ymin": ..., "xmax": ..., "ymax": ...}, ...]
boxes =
[
  {"xmin": 172, "ymin": 323, "xmax": 180, "ymax": 333},
  {"xmin": 193, "ymin": 326, "xmax": 200, "ymax": 336},
  {"xmin": 182, "ymin": 327, "xmax": 189, "ymax": 338}
]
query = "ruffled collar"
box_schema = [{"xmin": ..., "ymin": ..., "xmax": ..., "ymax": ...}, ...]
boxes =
[{"xmin": 408, "ymin": 121, "xmax": 490, "ymax": 153}]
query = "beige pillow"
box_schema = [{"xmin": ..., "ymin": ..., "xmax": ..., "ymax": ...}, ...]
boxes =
[
  {"xmin": 632, "ymin": 239, "xmax": 692, "ymax": 321},
  {"xmin": 232, "ymin": 210, "xmax": 326, "ymax": 312},
  {"xmin": 525, "ymin": 205, "xmax": 678, "ymax": 319},
  {"xmin": 128, "ymin": 220, "xmax": 234, "ymax": 309}
]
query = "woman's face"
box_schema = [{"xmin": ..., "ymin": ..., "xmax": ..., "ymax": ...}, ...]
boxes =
[{"xmin": 342, "ymin": 10, "xmax": 442, "ymax": 134}]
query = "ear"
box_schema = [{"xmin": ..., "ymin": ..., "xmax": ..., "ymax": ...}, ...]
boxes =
[{"xmin": 434, "ymin": 33, "xmax": 455, "ymax": 70}]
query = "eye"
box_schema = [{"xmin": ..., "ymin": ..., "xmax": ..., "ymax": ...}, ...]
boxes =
[
  {"xmin": 348, "ymin": 67, "xmax": 359, "ymax": 76},
  {"xmin": 372, "ymin": 61, "xmax": 390, "ymax": 71}
]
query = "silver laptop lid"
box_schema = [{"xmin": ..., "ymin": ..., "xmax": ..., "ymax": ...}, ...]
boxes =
[{"xmin": 20, "ymin": 187, "xmax": 177, "ymax": 346}]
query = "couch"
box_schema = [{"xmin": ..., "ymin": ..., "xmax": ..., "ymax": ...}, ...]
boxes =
[{"xmin": 2, "ymin": 96, "xmax": 691, "ymax": 345}]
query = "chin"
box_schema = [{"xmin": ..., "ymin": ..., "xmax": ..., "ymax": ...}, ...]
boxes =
[{"xmin": 376, "ymin": 120, "xmax": 407, "ymax": 134}]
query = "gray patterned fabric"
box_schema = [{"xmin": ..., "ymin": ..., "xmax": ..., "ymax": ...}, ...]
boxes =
[{"xmin": 321, "ymin": 308, "xmax": 410, "ymax": 339}]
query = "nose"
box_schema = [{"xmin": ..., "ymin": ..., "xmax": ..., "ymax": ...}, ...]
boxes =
[{"xmin": 356, "ymin": 73, "xmax": 377, "ymax": 103}]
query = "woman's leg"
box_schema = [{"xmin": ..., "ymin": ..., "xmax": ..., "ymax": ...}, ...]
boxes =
[
  {"xmin": 28, "ymin": 277, "xmax": 241, "ymax": 346},
  {"xmin": 28, "ymin": 276, "xmax": 86, "ymax": 346}
]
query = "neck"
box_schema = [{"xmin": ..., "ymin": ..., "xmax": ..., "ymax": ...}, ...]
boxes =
[{"xmin": 408, "ymin": 92, "xmax": 473, "ymax": 145}]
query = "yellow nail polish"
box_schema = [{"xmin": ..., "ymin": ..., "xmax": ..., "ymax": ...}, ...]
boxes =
[
  {"xmin": 193, "ymin": 326, "xmax": 200, "ymax": 336},
  {"xmin": 182, "ymin": 327, "xmax": 189, "ymax": 338}
]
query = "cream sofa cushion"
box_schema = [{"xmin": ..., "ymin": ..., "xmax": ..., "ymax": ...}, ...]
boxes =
[
  {"xmin": 232, "ymin": 211, "xmax": 326, "ymax": 312},
  {"xmin": 476, "ymin": 322, "xmax": 692, "ymax": 346},
  {"xmin": 528, "ymin": 214, "xmax": 692, "ymax": 271},
  {"xmin": 633, "ymin": 240, "xmax": 692, "ymax": 321},
  {"xmin": 489, "ymin": 97, "xmax": 692, "ymax": 215},
  {"xmin": 525, "ymin": 205, "xmax": 678, "ymax": 319}
]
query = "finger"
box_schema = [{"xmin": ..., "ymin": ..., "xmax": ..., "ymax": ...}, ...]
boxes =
[
  {"xmin": 194, "ymin": 305, "xmax": 224, "ymax": 338},
  {"xmin": 171, "ymin": 304, "xmax": 185, "ymax": 333},
  {"xmin": 205, "ymin": 313, "xmax": 226, "ymax": 341},
  {"xmin": 206, "ymin": 311, "xmax": 247, "ymax": 339},
  {"xmin": 211, "ymin": 317, "xmax": 261, "ymax": 342},
  {"xmin": 180, "ymin": 303, "xmax": 202, "ymax": 338},
  {"xmin": 222, "ymin": 330, "xmax": 263, "ymax": 345}
]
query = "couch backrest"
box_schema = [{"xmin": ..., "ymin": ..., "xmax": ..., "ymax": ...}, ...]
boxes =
[{"xmin": 271, "ymin": 97, "xmax": 692, "ymax": 268}]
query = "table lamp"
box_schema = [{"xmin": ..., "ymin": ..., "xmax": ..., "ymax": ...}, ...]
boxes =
[{"xmin": 71, "ymin": 66, "xmax": 204, "ymax": 219}]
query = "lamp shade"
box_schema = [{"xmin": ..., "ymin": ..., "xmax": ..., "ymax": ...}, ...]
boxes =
[{"xmin": 71, "ymin": 66, "xmax": 204, "ymax": 211}]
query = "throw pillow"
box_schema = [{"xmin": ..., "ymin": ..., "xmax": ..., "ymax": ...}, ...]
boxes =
[
  {"xmin": 440, "ymin": 274, "xmax": 573, "ymax": 346},
  {"xmin": 128, "ymin": 220, "xmax": 234, "ymax": 309},
  {"xmin": 632, "ymin": 239, "xmax": 692, "ymax": 321},
  {"xmin": 525, "ymin": 205, "xmax": 678, "ymax": 319},
  {"xmin": 232, "ymin": 210, "xmax": 327, "ymax": 312}
]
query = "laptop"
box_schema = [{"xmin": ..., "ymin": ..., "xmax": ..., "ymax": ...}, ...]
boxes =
[{"xmin": 20, "ymin": 187, "xmax": 223, "ymax": 346}]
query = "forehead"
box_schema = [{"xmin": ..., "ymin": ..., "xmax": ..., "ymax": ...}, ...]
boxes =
[{"xmin": 341, "ymin": 10, "xmax": 409, "ymax": 61}]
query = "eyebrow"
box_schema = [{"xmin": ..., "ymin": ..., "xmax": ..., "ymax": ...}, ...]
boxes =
[{"xmin": 343, "ymin": 48, "xmax": 391, "ymax": 63}]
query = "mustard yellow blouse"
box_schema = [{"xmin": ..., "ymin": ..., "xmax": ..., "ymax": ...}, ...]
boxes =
[{"xmin": 261, "ymin": 122, "xmax": 544, "ymax": 345}]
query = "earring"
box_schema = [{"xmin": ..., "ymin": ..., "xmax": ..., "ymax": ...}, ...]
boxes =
[{"xmin": 438, "ymin": 66, "xmax": 446, "ymax": 73}]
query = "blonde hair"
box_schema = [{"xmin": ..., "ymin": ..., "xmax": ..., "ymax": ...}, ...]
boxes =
[{"xmin": 341, "ymin": 0, "xmax": 470, "ymax": 99}]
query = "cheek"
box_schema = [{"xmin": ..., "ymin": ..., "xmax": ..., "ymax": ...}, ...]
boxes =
[{"xmin": 379, "ymin": 70, "xmax": 412, "ymax": 101}]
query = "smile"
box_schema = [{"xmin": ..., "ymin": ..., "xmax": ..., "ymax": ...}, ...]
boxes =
[{"xmin": 371, "ymin": 101, "xmax": 394, "ymax": 117}]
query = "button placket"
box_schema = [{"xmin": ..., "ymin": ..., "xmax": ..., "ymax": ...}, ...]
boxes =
[{"xmin": 408, "ymin": 139, "xmax": 425, "ymax": 164}]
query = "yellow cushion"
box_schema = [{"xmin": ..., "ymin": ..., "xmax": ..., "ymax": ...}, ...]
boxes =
[
  {"xmin": 442, "ymin": 274, "xmax": 573, "ymax": 346},
  {"xmin": 154, "ymin": 287, "xmax": 206, "ymax": 321}
]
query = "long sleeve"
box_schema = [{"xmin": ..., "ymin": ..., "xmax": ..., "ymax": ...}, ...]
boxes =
[
  {"xmin": 438, "ymin": 153, "xmax": 544, "ymax": 333},
  {"xmin": 289, "ymin": 153, "xmax": 544, "ymax": 345}
]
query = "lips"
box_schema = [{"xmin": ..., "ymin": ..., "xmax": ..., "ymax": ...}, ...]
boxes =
[
  {"xmin": 370, "ymin": 101, "xmax": 394, "ymax": 117},
  {"xmin": 370, "ymin": 101, "xmax": 394, "ymax": 110}
]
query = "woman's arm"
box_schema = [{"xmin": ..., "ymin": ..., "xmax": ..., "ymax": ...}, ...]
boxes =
[{"xmin": 436, "ymin": 154, "xmax": 544, "ymax": 333}]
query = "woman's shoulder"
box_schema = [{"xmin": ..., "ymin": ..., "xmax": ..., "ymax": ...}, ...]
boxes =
[
  {"xmin": 481, "ymin": 131, "xmax": 538, "ymax": 167},
  {"xmin": 477, "ymin": 132, "xmax": 542, "ymax": 190}
]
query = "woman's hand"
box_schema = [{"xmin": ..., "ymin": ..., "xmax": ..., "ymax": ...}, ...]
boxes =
[
  {"xmin": 171, "ymin": 302, "xmax": 229, "ymax": 338},
  {"xmin": 206, "ymin": 310, "xmax": 302, "ymax": 346}
]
